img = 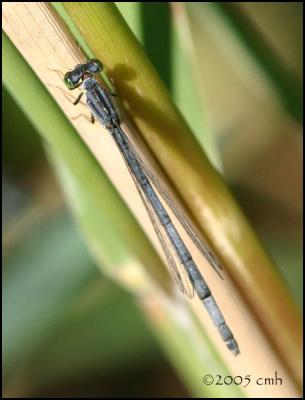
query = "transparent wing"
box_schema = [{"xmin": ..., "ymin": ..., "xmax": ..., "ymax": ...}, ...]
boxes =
[
  {"xmin": 126, "ymin": 135, "xmax": 224, "ymax": 279},
  {"xmin": 132, "ymin": 172, "xmax": 194, "ymax": 298},
  {"xmin": 113, "ymin": 127, "xmax": 194, "ymax": 298}
]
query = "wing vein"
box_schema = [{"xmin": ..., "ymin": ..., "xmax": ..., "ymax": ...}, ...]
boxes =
[
  {"xmin": 112, "ymin": 126, "xmax": 194, "ymax": 297},
  {"xmin": 127, "ymin": 137, "xmax": 224, "ymax": 279}
]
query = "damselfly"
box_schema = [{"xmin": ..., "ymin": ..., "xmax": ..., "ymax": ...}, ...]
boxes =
[{"xmin": 64, "ymin": 59, "xmax": 240, "ymax": 355}]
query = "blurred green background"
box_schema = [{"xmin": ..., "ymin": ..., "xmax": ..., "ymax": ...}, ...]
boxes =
[{"xmin": 2, "ymin": 2, "xmax": 302, "ymax": 397}]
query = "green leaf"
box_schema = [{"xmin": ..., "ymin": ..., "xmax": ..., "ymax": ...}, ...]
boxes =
[{"xmin": 209, "ymin": 2, "xmax": 302, "ymax": 122}]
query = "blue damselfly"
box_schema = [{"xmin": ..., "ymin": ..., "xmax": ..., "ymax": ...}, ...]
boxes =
[{"xmin": 64, "ymin": 59, "xmax": 240, "ymax": 355}]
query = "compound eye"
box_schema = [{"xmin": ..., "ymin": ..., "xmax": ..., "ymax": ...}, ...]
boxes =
[
  {"xmin": 86, "ymin": 59, "xmax": 103, "ymax": 73},
  {"xmin": 64, "ymin": 70, "xmax": 81, "ymax": 89},
  {"xmin": 71, "ymin": 70, "xmax": 81, "ymax": 83}
]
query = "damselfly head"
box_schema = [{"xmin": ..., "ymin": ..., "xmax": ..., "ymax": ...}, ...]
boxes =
[
  {"xmin": 86, "ymin": 59, "xmax": 103, "ymax": 73},
  {"xmin": 64, "ymin": 59, "xmax": 103, "ymax": 90},
  {"xmin": 64, "ymin": 69, "xmax": 83, "ymax": 90}
]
